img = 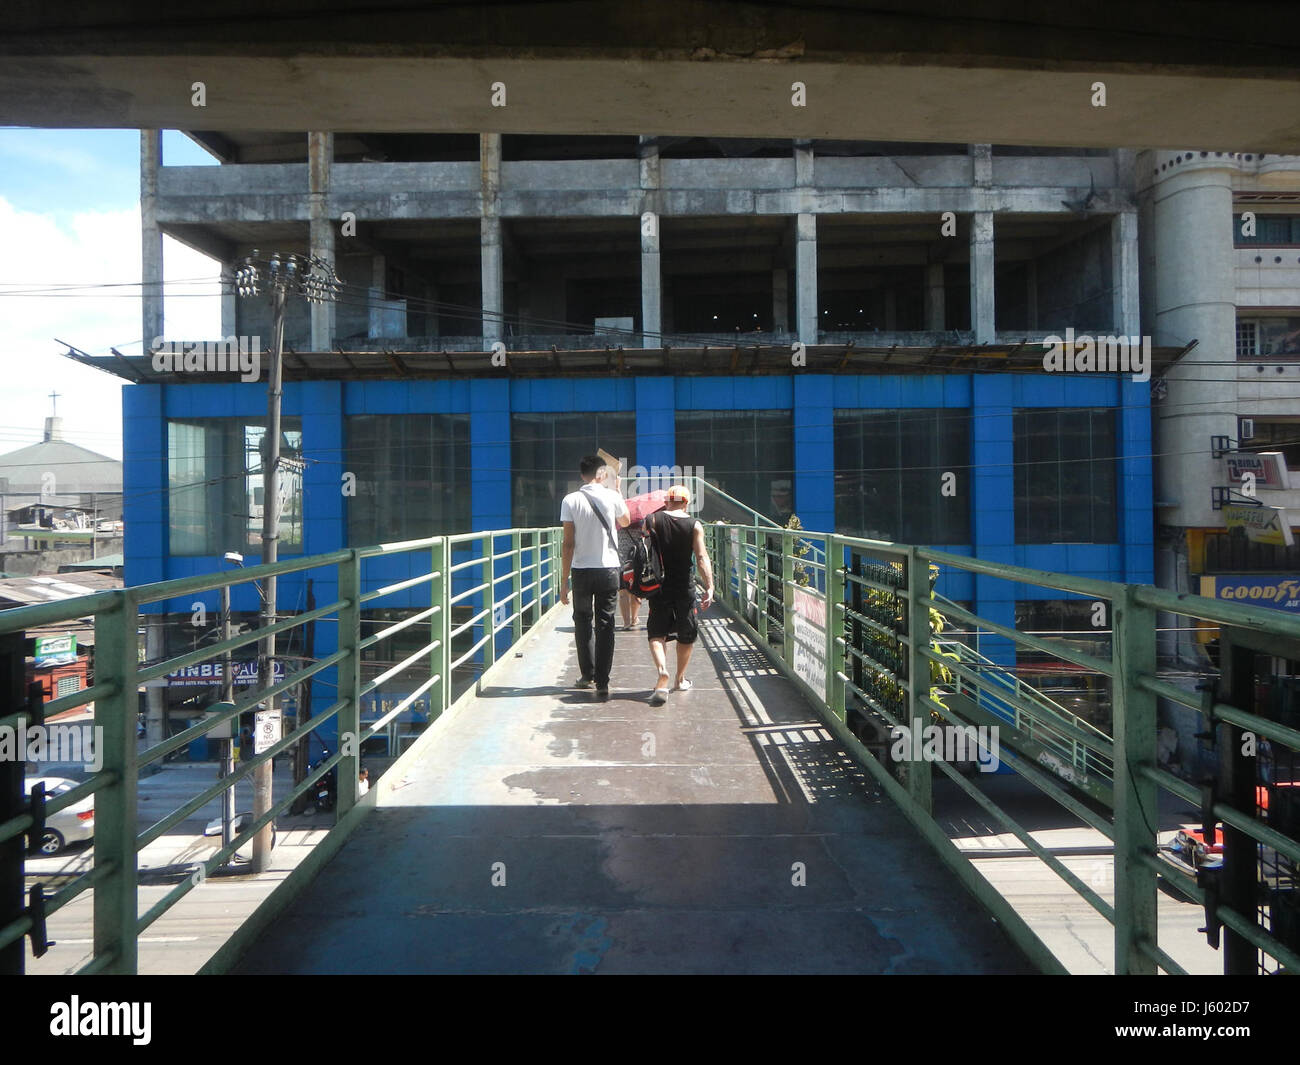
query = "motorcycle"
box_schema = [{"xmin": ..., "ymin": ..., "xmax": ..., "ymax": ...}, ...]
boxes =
[{"xmin": 306, "ymin": 752, "xmax": 337, "ymax": 814}]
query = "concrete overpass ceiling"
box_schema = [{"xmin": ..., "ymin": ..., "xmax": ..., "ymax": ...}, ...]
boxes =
[{"xmin": 7, "ymin": 3, "xmax": 1300, "ymax": 151}]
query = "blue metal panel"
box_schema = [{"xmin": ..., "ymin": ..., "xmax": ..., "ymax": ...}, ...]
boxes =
[
  {"xmin": 1117, "ymin": 377, "xmax": 1155, "ymax": 583},
  {"xmin": 970, "ymin": 376, "xmax": 1016, "ymax": 667},
  {"xmin": 1013, "ymin": 373, "xmax": 1113, "ymax": 407},
  {"xmin": 793, "ymin": 376, "xmax": 835, "ymax": 531},
  {"xmin": 635, "ymin": 377, "xmax": 675, "ymax": 470},
  {"xmin": 300, "ymin": 381, "xmax": 346, "ymax": 559},
  {"xmin": 470, "ymin": 380, "xmax": 511, "ymax": 533}
]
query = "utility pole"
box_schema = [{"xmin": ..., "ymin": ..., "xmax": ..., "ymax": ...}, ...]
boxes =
[
  {"xmin": 219, "ymin": 582, "xmax": 235, "ymax": 856},
  {"xmin": 235, "ymin": 252, "xmax": 339, "ymax": 873}
]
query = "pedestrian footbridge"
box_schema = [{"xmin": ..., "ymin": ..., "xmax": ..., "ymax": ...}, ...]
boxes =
[{"xmin": 3, "ymin": 481, "xmax": 1298, "ymax": 975}]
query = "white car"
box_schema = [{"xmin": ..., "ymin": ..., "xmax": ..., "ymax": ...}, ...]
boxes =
[{"xmin": 24, "ymin": 776, "xmax": 94, "ymax": 856}]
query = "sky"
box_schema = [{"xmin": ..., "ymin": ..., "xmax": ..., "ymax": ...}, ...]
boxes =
[{"xmin": 0, "ymin": 129, "xmax": 222, "ymax": 461}]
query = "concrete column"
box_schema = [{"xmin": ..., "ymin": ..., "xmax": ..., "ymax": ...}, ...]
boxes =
[
  {"xmin": 480, "ymin": 133, "xmax": 504, "ymax": 346},
  {"xmin": 1149, "ymin": 158, "xmax": 1236, "ymax": 531},
  {"xmin": 772, "ymin": 268, "xmax": 789, "ymax": 333},
  {"xmin": 140, "ymin": 130, "xmax": 164, "ymax": 344},
  {"xmin": 145, "ymin": 618, "xmax": 166, "ymax": 746},
  {"xmin": 220, "ymin": 263, "xmax": 238, "ymax": 337},
  {"xmin": 369, "ymin": 252, "xmax": 387, "ymax": 335},
  {"xmin": 796, "ymin": 213, "xmax": 818, "ymax": 345},
  {"xmin": 794, "ymin": 138, "xmax": 814, "ymax": 187},
  {"xmin": 308, "ymin": 131, "xmax": 336, "ymax": 349},
  {"xmin": 1111, "ymin": 210, "xmax": 1140, "ymax": 336},
  {"xmin": 639, "ymin": 137, "xmax": 661, "ymax": 348},
  {"xmin": 971, "ymin": 143, "xmax": 992, "ymax": 187},
  {"xmin": 970, "ymin": 211, "xmax": 995, "ymax": 343},
  {"xmin": 924, "ymin": 262, "xmax": 945, "ymax": 330}
]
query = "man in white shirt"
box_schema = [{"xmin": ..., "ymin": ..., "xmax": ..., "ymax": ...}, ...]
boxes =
[{"xmin": 560, "ymin": 455, "xmax": 631, "ymax": 699}]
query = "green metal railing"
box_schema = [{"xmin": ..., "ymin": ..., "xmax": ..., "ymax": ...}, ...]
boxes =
[
  {"xmin": 0, "ymin": 525, "xmax": 561, "ymax": 974},
  {"xmin": 690, "ymin": 476, "xmax": 1300, "ymax": 976}
]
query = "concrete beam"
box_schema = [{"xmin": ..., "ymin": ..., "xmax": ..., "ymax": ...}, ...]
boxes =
[
  {"xmin": 6, "ymin": 3, "xmax": 1300, "ymax": 150},
  {"xmin": 182, "ymin": 130, "xmax": 238, "ymax": 163}
]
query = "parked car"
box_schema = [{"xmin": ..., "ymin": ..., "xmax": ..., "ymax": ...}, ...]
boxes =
[{"xmin": 24, "ymin": 776, "xmax": 94, "ymax": 856}]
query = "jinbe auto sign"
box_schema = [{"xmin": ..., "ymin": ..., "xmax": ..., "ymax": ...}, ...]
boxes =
[{"xmin": 1199, "ymin": 576, "xmax": 1300, "ymax": 613}]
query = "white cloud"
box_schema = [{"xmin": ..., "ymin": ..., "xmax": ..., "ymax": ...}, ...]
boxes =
[{"xmin": 0, "ymin": 195, "xmax": 220, "ymax": 461}]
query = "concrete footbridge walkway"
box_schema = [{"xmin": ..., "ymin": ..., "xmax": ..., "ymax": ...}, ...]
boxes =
[
  {"xmin": 6, "ymin": 478, "xmax": 1298, "ymax": 976},
  {"xmin": 230, "ymin": 608, "xmax": 1029, "ymax": 974}
]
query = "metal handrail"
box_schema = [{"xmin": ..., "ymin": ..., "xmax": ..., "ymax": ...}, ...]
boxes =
[
  {"xmin": 700, "ymin": 512, "xmax": 1300, "ymax": 977},
  {"xmin": 0, "ymin": 523, "xmax": 562, "ymax": 974}
]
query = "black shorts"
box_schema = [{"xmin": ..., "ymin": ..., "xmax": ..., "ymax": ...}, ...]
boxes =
[{"xmin": 646, "ymin": 591, "xmax": 699, "ymax": 644}]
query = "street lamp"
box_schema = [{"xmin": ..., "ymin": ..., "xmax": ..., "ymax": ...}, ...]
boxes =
[{"xmin": 234, "ymin": 251, "xmax": 339, "ymax": 872}]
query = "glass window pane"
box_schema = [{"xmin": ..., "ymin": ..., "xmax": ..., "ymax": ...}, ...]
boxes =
[
  {"xmin": 168, "ymin": 418, "xmax": 303, "ymax": 557},
  {"xmin": 511, "ymin": 412, "xmax": 636, "ymax": 528},
  {"xmin": 1014, "ymin": 409, "xmax": 1116, "ymax": 543},
  {"xmin": 833, "ymin": 409, "xmax": 970, "ymax": 544},
  {"xmin": 675, "ymin": 410, "xmax": 794, "ymax": 521},
  {"xmin": 347, "ymin": 414, "xmax": 473, "ymax": 545}
]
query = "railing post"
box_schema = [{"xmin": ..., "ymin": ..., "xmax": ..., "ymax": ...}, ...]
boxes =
[
  {"xmin": 337, "ymin": 549, "xmax": 362, "ymax": 817},
  {"xmin": 543, "ymin": 529, "xmax": 556, "ymax": 608},
  {"xmin": 714, "ymin": 528, "xmax": 729, "ymax": 609},
  {"xmin": 482, "ymin": 534, "xmax": 496, "ymax": 670},
  {"xmin": 431, "ymin": 537, "xmax": 450, "ymax": 719},
  {"xmin": 511, "ymin": 531, "xmax": 523, "ymax": 644},
  {"xmin": 93, "ymin": 589, "xmax": 140, "ymax": 974},
  {"xmin": 905, "ymin": 548, "xmax": 933, "ymax": 814},
  {"xmin": 781, "ymin": 530, "xmax": 795, "ymax": 665},
  {"xmin": 825, "ymin": 535, "xmax": 845, "ymax": 722},
  {"xmin": 1112, "ymin": 585, "xmax": 1158, "ymax": 975},
  {"xmin": 756, "ymin": 526, "xmax": 769, "ymax": 643}
]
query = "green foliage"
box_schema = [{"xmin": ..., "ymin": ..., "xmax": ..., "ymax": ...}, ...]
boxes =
[
  {"xmin": 846, "ymin": 562, "xmax": 960, "ymax": 723},
  {"xmin": 785, "ymin": 514, "xmax": 811, "ymax": 587}
]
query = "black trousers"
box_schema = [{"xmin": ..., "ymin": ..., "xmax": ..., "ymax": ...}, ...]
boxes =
[{"xmin": 571, "ymin": 567, "xmax": 620, "ymax": 686}]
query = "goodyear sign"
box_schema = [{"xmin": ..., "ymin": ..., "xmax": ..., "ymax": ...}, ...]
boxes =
[{"xmin": 1199, "ymin": 575, "xmax": 1300, "ymax": 613}]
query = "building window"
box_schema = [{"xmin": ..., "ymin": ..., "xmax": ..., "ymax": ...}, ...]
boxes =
[
  {"xmin": 168, "ymin": 418, "xmax": 303, "ymax": 557},
  {"xmin": 56, "ymin": 674, "xmax": 81, "ymax": 698},
  {"xmin": 675, "ymin": 410, "xmax": 794, "ymax": 521},
  {"xmin": 1236, "ymin": 316, "xmax": 1300, "ymax": 358},
  {"xmin": 511, "ymin": 412, "xmax": 636, "ymax": 529},
  {"xmin": 1233, "ymin": 213, "xmax": 1300, "ymax": 246},
  {"xmin": 833, "ymin": 409, "xmax": 971, "ymax": 544},
  {"xmin": 1014, "ymin": 409, "xmax": 1117, "ymax": 543},
  {"xmin": 1204, "ymin": 531, "xmax": 1300, "ymax": 574},
  {"xmin": 347, "ymin": 415, "xmax": 472, "ymax": 545},
  {"xmin": 1014, "ymin": 599, "xmax": 1113, "ymax": 732},
  {"xmin": 1244, "ymin": 418, "xmax": 1300, "ymax": 468}
]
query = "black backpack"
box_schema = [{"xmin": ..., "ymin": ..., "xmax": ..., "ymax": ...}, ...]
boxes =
[{"xmin": 621, "ymin": 519, "xmax": 666, "ymax": 599}]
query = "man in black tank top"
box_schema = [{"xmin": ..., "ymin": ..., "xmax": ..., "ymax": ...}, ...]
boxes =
[{"xmin": 646, "ymin": 485, "xmax": 715, "ymax": 706}]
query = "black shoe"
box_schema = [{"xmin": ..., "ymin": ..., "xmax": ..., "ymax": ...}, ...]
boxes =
[
  {"xmin": 596, "ymin": 686, "xmax": 610, "ymax": 701},
  {"xmin": 575, "ymin": 676, "xmax": 594, "ymax": 690}
]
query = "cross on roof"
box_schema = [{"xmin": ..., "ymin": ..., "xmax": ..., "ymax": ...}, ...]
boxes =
[{"xmin": 48, "ymin": 390, "xmax": 60, "ymax": 416}]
